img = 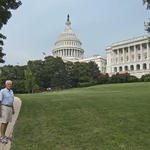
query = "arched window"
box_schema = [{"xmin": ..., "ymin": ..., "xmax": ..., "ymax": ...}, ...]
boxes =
[
  {"xmin": 114, "ymin": 67, "xmax": 117, "ymax": 72},
  {"xmin": 130, "ymin": 65, "xmax": 134, "ymax": 71},
  {"xmin": 131, "ymin": 55, "xmax": 134, "ymax": 61},
  {"xmin": 119, "ymin": 66, "xmax": 122, "ymax": 72},
  {"xmin": 126, "ymin": 56, "xmax": 129, "ymax": 61},
  {"xmin": 136, "ymin": 64, "xmax": 140, "ymax": 70},
  {"xmin": 121, "ymin": 57, "xmax": 123, "ymax": 62},
  {"xmin": 125, "ymin": 66, "xmax": 128, "ymax": 71},
  {"xmin": 144, "ymin": 53, "xmax": 147, "ymax": 59},
  {"xmin": 143, "ymin": 63, "xmax": 147, "ymax": 70},
  {"xmin": 138, "ymin": 54, "xmax": 141, "ymax": 60}
]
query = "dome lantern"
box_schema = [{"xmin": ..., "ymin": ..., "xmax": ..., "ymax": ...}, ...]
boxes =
[{"xmin": 65, "ymin": 14, "xmax": 71, "ymax": 26}]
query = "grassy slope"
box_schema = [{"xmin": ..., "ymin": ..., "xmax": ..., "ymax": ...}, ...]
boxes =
[{"xmin": 13, "ymin": 82, "xmax": 150, "ymax": 150}]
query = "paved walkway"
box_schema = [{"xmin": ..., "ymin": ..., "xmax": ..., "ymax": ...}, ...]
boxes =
[{"xmin": 0, "ymin": 97, "xmax": 22, "ymax": 150}]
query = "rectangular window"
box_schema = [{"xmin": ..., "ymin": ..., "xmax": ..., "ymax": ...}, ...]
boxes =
[
  {"xmin": 121, "ymin": 57, "xmax": 123, "ymax": 62},
  {"xmin": 144, "ymin": 53, "xmax": 147, "ymax": 59},
  {"xmin": 138, "ymin": 54, "xmax": 141, "ymax": 60}
]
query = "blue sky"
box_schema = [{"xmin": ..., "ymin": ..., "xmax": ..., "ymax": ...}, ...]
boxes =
[{"xmin": 1, "ymin": 0, "xmax": 149, "ymax": 65}]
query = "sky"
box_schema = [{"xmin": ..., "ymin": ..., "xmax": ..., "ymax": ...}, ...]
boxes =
[{"xmin": 1, "ymin": 0, "xmax": 149, "ymax": 66}]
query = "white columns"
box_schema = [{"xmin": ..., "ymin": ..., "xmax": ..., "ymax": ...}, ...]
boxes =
[
  {"xmin": 140, "ymin": 44, "xmax": 143, "ymax": 61},
  {"xmin": 147, "ymin": 43, "xmax": 150, "ymax": 60},
  {"xmin": 116, "ymin": 50, "xmax": 118, "ymax": 64},
  {"xmin": 69, "ymin": 49, "xmax": 70, "ymax": 56},
  {"xmin": 123, "ymin": 48, "xmax": 125, "ymax": 63},
  {"xmin": 128, "ymin": 47, "xmax": 131, "ymax": 62},
  {"xmin": 71, "ymin": 49, "xmax": 73, "ymax": 57},
  {"xmin": 73, "ymin": 49, "xmax": 74, "ymax": 57},
  {"xmin": 53, "ymin": 47, "xmax": 83, "ymax": 59},
  {"xmin": 134, "ymin": 45, "xmax": 137, "ymax": 62},
  {"xmin": 74, "ymin": 50, "xmax": 75, "ymax": 57},
  {"xmin": 118, "ymin": 49, "xmax": 120, "ymax": 64}
]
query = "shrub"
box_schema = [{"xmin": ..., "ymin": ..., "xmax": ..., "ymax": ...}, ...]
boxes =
[
  {"xmin": 141, "ymin": 74, "xmax": 150, "ymax": 82},
  {"xmin": 109, "ymin": 73, "xmax": 138, "ymax": 83},
  {"xmin": 98, "ymin": 73, "xmax": 109, "ymax": 84},
  {"xmin": 128, "ymin": 75, "xmax": 139, "ymax": 82}
]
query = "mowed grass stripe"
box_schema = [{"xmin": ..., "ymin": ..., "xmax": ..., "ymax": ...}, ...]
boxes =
[{"xmin": 13, "ymin": 82, "xmax": 150, "ymax": 150}]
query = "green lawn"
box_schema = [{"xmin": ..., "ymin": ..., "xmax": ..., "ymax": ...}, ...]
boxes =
[{"xmin": 12, "ymin": 82, "xmax": 150, "ymax": 150}]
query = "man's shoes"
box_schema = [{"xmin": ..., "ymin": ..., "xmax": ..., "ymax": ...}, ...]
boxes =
[
  {"xmin": 0, "ymin": 136, "xmax": 8, "ymax": 144},
  {"xmin": 5, "ymin": 136, "xmax": 12, "ymax": 141}
]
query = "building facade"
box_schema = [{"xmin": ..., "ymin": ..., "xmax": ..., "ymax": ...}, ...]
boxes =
[
  {"xmin": 106, "ymin": 35, "xmax": 150, "ymax": 78},
  {"xmin": 52, "ymin": 15, "xmax": 106, "ymax": 74}
]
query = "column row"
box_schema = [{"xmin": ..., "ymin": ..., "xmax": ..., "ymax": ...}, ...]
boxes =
[
  {"xmin": 54, "ymin": 49, "xmax": 83, "ymax": 58},
  {"xmin": 112, "ymin": 43, "xmax": 150, "ymax": 64}
]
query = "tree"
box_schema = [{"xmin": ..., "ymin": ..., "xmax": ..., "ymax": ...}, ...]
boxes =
[
  {"xmin": 0, "ymin": 0, "xmax": 22, "ymax": 63},
  {"xmin": 0, "ymin": 38, "xmax": 6, "ymax": 63},
  {"xmin": 65, "ymin": 61, "xmax": 75, "ymax": 88},
  {"xmin": 0, "ymin": 65, "xmax": 26, "ymax": 93},
  {"xmin": 88, "ymin": 61, "xmax": 100, "ymax": 83},
  {"xmin": 43, "ymin": 56, "xmax": 69, "ymax": 89},
  {"xmin": 24, "ymin": 67, "xmax": 35, "ymax": 93},
  {"xmin": 143, "ymin": 0, "xmax": 150, "ymax": 9},
  {"xmin": 72, "ymin": 62, "xmax": 90, "ymax": 87},
  {"xmin": 71, "ymin": 61, "xmax": 100, "ymax": 87},
  {"xmin": 143, "ymin": 0, "xmax": 150, "ymax": 32},
  {"xmin": 27, "ymin": 60, "xmax": 45, "ymax": 90}
]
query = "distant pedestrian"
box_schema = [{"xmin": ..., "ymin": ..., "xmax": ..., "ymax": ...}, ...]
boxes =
[{"xmin": 0, "ymin": 80, "xmax": 15, "ymax": 144}]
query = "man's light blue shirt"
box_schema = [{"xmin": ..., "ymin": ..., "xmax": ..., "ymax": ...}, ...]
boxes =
[{"xmin": 0, "ymin": 88, "xmax": 14, "ymax": 106}]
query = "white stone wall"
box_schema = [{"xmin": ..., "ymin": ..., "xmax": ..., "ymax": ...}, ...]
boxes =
[{"xmin": 106, "ymin": 35, "xmax": 150, "ymax": 78}]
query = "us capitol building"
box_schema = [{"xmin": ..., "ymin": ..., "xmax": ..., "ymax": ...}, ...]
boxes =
[
  {"xmin": 52, "ymin": 15, "xmax": 150, "ymax": 78},
  {"xmin": 52, "ymin": 15, "xmax": 106, "ymax": 74}
]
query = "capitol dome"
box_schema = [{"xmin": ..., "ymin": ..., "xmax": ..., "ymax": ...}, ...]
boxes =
[{"xmin": 52, "ymin": 15, "xmax": 84, "ymax": 61}]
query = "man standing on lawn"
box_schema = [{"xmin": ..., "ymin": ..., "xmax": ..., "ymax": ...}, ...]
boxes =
[{"xmin": 0, "ymin": 80, "xmax": 15, "ymax": 144}]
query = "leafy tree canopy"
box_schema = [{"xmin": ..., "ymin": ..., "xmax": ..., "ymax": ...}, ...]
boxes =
[
  {"xmin": 0, "ymin": 0, "xmax": 22, "ymax": 29},
  {"xmin": 143, "ymin": 0, "xmax": 150, "ymax": 9},
  {"xmin": 0, "ymin": 0, "xmax": 22, "ymax": 63},
  {"xmin": 143, "ymin": 0, "xmax": 150, "ymax": 32}
]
